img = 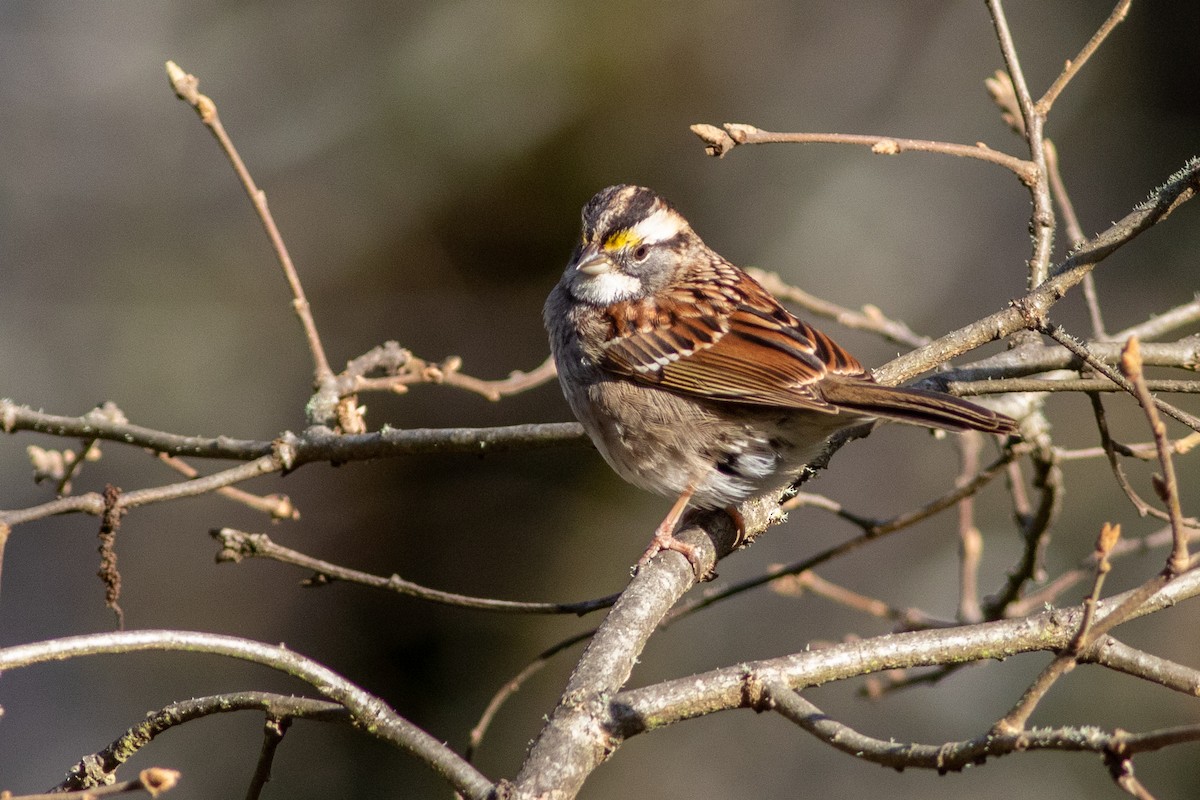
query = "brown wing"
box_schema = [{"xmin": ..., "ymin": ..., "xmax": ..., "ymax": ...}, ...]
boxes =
[{"xmin": 600, "ymin": 261, "xmax": 867, "ymax": 410}]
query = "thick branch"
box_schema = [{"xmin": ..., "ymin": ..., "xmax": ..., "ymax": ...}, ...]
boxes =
[
  {"xmin": 511, "ymin": 495, "xmax": 779, "ymax": 799},
  {"xmin": 613, "ymin": 568, "xmax": 1200, "ymax": 734}
]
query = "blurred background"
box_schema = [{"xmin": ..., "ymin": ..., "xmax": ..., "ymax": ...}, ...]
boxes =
[{"xmin": 1, "ymin": 2, "xmax": 1198, "ymax": 797}]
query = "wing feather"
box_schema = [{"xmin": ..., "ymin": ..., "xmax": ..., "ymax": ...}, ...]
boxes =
[{"xmin": 599, "ymin": 262, "xmax": 866, "ymax": 409}]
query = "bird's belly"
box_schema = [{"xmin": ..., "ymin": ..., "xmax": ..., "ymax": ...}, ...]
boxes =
[{"xmin": 572, "ymin": 380, "xmax": 843, "ymax": 508}]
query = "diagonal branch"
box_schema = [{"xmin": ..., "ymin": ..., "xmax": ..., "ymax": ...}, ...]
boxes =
[
  {"xmin": 212, "ymin": 527, "xmax": 616, "ymax": 615},
  {"xmin": 874, "ymin": 156, "xmax": 1200, "ymax": 386},
  {"xmin": 165, "ymin": 61, "xmax": 333, "ymax": 397}
]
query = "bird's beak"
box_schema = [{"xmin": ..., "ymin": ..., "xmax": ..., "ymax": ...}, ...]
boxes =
[{"xmin": 573, "ymin": 244, "xmax": 613, "ymax": 276}]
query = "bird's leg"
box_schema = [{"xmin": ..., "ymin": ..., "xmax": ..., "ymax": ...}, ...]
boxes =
[
  {"xmin": 724, "ymin": 504, "xmax": 746, "ymax": 548},
  {"xmin": 637, "ymin": 484, "xmax": 705, "ymax": 576}
]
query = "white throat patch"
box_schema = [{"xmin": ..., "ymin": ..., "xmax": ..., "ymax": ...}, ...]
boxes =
[{"xmin": 570, "ymin": 268, "xmax": 643, "ymax": 305}]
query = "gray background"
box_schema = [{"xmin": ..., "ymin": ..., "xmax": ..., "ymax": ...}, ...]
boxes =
[{"xmin": 1, "ymin": 2, "xmax": 1198, "ymax": 798}]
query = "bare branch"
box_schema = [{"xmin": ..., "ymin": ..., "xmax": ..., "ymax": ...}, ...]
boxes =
[
  {"xmin": 466, "ymin": 632, "xmax": 593, "ymax": 765},
  {"xmin": 672, "ymin": 444, "xmax": 1027, "ymax": 624},
  {"xmin": 212, "ymin": 528, "xmax": 616, "ymax": 615},
  {"xmin": 940, "ymin": 336, "xmax": 1200, "ymax": 384},
  {"xmin": 1037, "ymin": 0, "xmax": 1133, "ymax": 115},
  {"xmin": 1011, "ymin": 524, "xmax": 1200, "ymax": 615},
  {"xmin": 0, "ymin": 399, "xmax": 586, "ymax": 467},
  {"xmin": 157, "ymin": 453, "xmax": 299, "ymax": 520},
  {"xmin": 164, "ymin": 61, "xmax": 333, "ymax": 406},
  {"xmin": 513, "ymin": 498, "xmax": 776, "ymax": 798},
  {"xmin": 984, "ymin": 446, "xmax": 1062, "ymax": 618},
  {"xmin": 875, "ymin": 156, "xmax": 1200, "ymax": 386},
  {"xmin": 1113, "ymin": 294, "xmax": 1200, "ymax": 342},
  {"xmin": 245, "ymin": 715, "xmax": 290, "ymax": 800},
  {"xmin": 613, "ymin": 568, "xmax": 1200, "ymax": 735},
  {"xmin": 0, "ymin": 630, "xmax": 494, "ymax": 800},
  {"xmin": 1120, "ymin": 337, "xmax": 1190, "ymax": 573},
  {"xmin": 769, "ymin": 570, "xmax": 951, "ymax": 630},
  {"xmin": 951, "ymin": 377, "xmax": 1200, "ymax": 395},
  {"xmin": 1042, "ymin": 325, "xmax": 1200, "ymax": 432},
  {"xmin": 19, "ymin": 768, "xmax": 182, "ymax": 799},
  {"xmin": 1087, "ymin": 636, "xmax": 1200, "ymax": 698},
  {"xmin": 956, "ymin": 433, "xmax": 985, "ymax": 622},
  {"xmin": 346, "ymin": 348, "xmax": 558, "ymax": 403},
  {"xmin": 690, "ymin": 123, "xmax": 1037, "ymax": 183},
  {"xmin": 1088, "ymin": 392, "xmax": 1175, "ymax": 523},
  {"xmin": 56, "ymin": 692, "xmax": 347, "ymax": 792},
  {"xmin": 745, "ymin": 269, "xmax": 931, "ymax": 349}
]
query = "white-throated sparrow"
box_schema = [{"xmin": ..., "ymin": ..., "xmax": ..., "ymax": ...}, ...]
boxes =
[{"xmin": 544, "ymin": 185, "xmax": 1016, "ymax": 575}]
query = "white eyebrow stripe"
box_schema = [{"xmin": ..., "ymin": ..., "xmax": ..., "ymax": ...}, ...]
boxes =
[{"xmin": 631, "ymin": 207, "xmax": 683, "ymax": 244}]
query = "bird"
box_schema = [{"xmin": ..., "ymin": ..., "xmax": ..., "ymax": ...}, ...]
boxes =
[{"xmin": 544, "ymin": 185, "xmax": 1017, "ymax": 577}]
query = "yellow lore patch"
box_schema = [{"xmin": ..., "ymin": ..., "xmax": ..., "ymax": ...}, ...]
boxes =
[{"xmin": 603, "ymin": 228, "xmax": 641, "ymax": 252}]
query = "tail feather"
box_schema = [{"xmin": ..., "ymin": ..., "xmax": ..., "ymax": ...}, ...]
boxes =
[{"xmin": 820, "ymin": 379, "xmax": 1017, "ymax": 435}]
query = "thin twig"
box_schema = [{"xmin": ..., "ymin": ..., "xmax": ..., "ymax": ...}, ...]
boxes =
[
  {"xmin": 950, "ymin": 377, "xmax": 1200, "ymax": 395},
  {"xmin": 941, "ymin": 336, "xmax": 1200, "ymax": 384},
  {"xmin": 690, "ymin": 123, "xmax": 1038, "ymax": 184},
  {"xmin": 1120, "ymin": 337, "xmax": 1190, "ymax": 574},
  {"xmin": 759, "ymin": 678, "xmax": 1195, "ymax": 777},
  {"xmin": 57, "ymin": 692, "xmax": 348, "ymax": 791},
  {"xmin": 875, "ymin": 156, "xmax": 1200, "ymax": 386},
  {"xmin": 465, "ymin": 631, "xmax": 593, "ymax": 764},
  {"xmin": 212, "ymin": 528, "xmax": 616, "ymax": 615},
  {"xmin": 993, "ymin": 566, "xmax": 1173, "ymax": 735},
  {"xmin": 245, "ymin": 716, "xmax": 291, "ymax": 800},
  {"xmin": 673, "ymin": 444, "xmax": 1026, "ymax": 624},
  {"xmin": 12, "ymin": 769, "xmax": 181, "ymax": 799},
  {"xmin": 55, "ymin": 437, "xmax": 100, "ymax": 497},
  {"xmin": 1087, "ymin": 635, "xmax": 1200, "ymax": 698},
  {"xmin": 1112, "ymin": 294, "xmax": 1200, "ymax": 342},
  {"xmin": 1010, "ymin": 524, "xmax": 1200, "ymax": 616},
  {"xmin": 1042, "ymin": 325, "xmax": 1200, "ymax": 432},
  {"xmin": 165, "ymin": 62, "xmax": 334, "ymax": 413},
  {"xmin": 614, "ymin": 567, "xmax": 1200, "ymax": 735},
  {"xmin": 1, "ymin": 456, "xmax": 280, "ymax": 528},
  {"xmin": 1057, "ymin": 432, "xmax": 1200, "ymax": 463},
  {"xmin": 956, "ymin": 433, "xmax": 984, "ymax": 622},
  {"xmin": 1036, "ymin": 0, "xmax": 1133, "ymax": 115},
  {"xmin": 157, "ymin": 453, "xmax": 298, "ymax": 520},
  {"xmin": 769, "ymin": 570, "xmax": 951, "ymax": 630},
  {"xmin": 984, "ymin": 445, "xmax": 1062, "ymax": 619},
  {"xmin": 1105, "ymin": 754, "xmax": 1158, "ymax": 800},
  {"xmin": 0, "ymin": 400, "xmax": 586, "ymax": 465},
  {"xmin": 985, "ymin": 0, "xmax": 1056, "ymax": 289},
  {"xmin": 744, "ymin": 269, "xmax": 931, "ymax": 349},
  {"xmin": 1088, "ymin": 393, "xmax": 1176, "ymax": 523},
  {"xmin": 1071, "ymin": 523, "xmax": 1121, "ymax": 653},
  {"xmin": 1046, "ymin": 139, "xmax": 1107, "ymax": 338}
]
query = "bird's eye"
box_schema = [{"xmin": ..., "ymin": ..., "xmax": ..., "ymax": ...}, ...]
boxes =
[{"xmin": 632, "ymin": 244, "xmax": 650, "ymax": 262}]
